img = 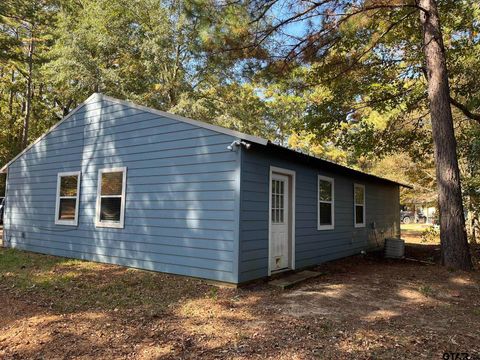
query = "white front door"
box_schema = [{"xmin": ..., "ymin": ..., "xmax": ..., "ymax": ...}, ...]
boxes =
[{"xmin": 270, "ymin": 173, "xmax": 290, "ymax": 272}]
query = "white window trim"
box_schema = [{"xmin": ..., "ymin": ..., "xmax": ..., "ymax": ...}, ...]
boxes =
[
  {"xmin": 95, "ymin": 167, "xmax": 127, "ymax": 229},
  {"xmin": 55, "ymin": 171, "xmax": 81, "ymax": 226},
  {"xmin": 318, "ymin": 175, "xmax": 335, "ymax": 230},
  {"xmin": 354, "ymin": 183, "xmax": 366, "ymax": 228}
]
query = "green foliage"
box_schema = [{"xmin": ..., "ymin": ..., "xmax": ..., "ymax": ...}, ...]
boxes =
[
  {"xmin": 0, "ymin": 0, "xmax": 303, "ymax": 168},
  {"xmin": 0, "ymin": 0, "xmax": 57, "ymax": 164},
  {"xmin": 421, "ymin": 226, "xmax": 440, "ymax": 244},
  {"xmin": 44, "ymin": 0, "xmax": 203, "ymax": 110},
  {"xmin": 193, "ymin": 0, "xmax": 480, "ymax": 219}
]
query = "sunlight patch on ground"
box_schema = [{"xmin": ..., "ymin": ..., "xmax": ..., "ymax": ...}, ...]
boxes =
[
  {"xmin": 1, "ymin": 247, "xmax": 479, "ymax": 359},
  {"xmin": 173, "ymin": 294, "xmax": 270, "ymax": 352},
  {"xmin": 33, "ymin": 270, "xmax": 79, "ymax": 285},
  {"xmin": 177, "ymin": 295, "xmax": 259, "ymax": 322},
  {"xmin": 448, "ymin": 276, "xmax": 475, "ymax": 286},
  {"xmin": 336, "ymin": 329, "xmax": 406, "ymax": 356},
  {"xmin": 284, "ymin": 284, "xmax": 348, "ymax": 299},
  {"xmin": 361, "ymin": 309, "xmax": 402, "ymax": 322},
  {"xmin": 280, "ymin": 280, "xmax": 444, "ymax": 321},
  {"xmin": 0, "ymin": 311, "xmax": 110, "ymax": 358},
  {"xmin": 136, "ymin": 344, "xmax": 174, "ymax": 359},
  {"xmin": 396, "ymin": 288, "xmax": 429, "ymax": 303}
]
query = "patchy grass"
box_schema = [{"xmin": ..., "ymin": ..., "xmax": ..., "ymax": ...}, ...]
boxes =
[
  {"xmin": 0, "ymin": 245, "xmax": 479, "ymax": 359},
  {"xmin": 0, "ymin": 248, "xmax": 213, "ymax": 313},
  {"xmin": 418, "ymin": 285, "xmax": 435, "ymax": 297}
]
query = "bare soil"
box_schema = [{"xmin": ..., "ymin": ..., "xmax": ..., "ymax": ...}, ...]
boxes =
[{"xmin": 0, "ymin": 226, "xmax": 479, "ymax": 359}]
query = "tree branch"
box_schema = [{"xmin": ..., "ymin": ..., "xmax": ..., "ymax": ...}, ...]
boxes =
[
  {"xmin": 420, "ymin": 64, "xmax": 480, "ymax": 125},
  {"xmin": 449, "ymin": 97, "xmax": 480, "ymax": 124}
]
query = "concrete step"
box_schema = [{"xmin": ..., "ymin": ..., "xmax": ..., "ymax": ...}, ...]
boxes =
[{"xmin": 269, "ymin": 270, "xmax": 323, "ymax": 290}]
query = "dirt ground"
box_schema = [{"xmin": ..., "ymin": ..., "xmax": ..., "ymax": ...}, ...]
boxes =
[{"xmin": 0, "ymin": 225, "xmax": 479, "ymax": 359}]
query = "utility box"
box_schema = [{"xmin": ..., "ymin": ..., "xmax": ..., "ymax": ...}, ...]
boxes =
[{"xmin": 385, "ymin": 238, "xmax": 405, "ymax": 259}]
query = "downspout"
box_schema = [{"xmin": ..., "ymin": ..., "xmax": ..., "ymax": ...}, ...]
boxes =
[{"xmin": 232, "ymin": 146, "xmax": 242, "ymax": 284}]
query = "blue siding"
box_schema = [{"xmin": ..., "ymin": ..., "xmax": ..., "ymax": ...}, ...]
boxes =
[
  {"xmin": 3, "ymin": 94, "xmax": 401, "ymax": 284},
  {"xmin": 4, "ymin": 96, "xmax": 241, "ymax": 283},
  {"xmin": 238, "ymin": 147, "xmax": 400, "ymax": 283}
]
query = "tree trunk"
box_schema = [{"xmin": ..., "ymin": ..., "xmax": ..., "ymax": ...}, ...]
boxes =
[
  {"xmin": 469, "ymin": 208, "xmax": 478, "ymax": 245},
  {"xmin": 474, "ymin": 217, "xmax": 480, "ymax": 244},
  {"xmin": 419, "ymin": 0, "xmax": 472, "ymax": 270},
  {"xmin": 8, "ymin": 70, "xmax": 17, "ymax": 156},
  {"xmin": 22, "ymin": 28, "xmax": 35, "ymax": 149}
]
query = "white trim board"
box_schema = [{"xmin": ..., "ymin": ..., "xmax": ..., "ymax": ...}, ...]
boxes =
[{"xmin": 268, "ymin": 166, "xmax": 296, "ymax": 276}]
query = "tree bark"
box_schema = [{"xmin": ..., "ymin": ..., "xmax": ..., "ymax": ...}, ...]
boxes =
[
  {"xmin": 9, "ymin": 70, "xmax": 16, "ymax": 155},
  {"xmin": 468, "ymin": 206, "xmax": 478, "ymax": 245},
  {"xmin": 474, "ymin": 217, "xmax": 480, "ymax": 244},
  {"xmin": 419, "ymin": 0, "xmax": 472, "ymax": 270},
  {"xmin": 22, "ymin": 27, "xmax": 35, "ymax": 149}
]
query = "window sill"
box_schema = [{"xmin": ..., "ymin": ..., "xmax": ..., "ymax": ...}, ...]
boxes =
[
  {"xmin": 95, "ymin": 221, "xmax": 124, "ymax": 229},
  {"xmin": 318, "ymin": 225, "xmax": 334, "ymax": 231},
  {"xmin": 55, "ymin": 220, "xmax": 78, "ymax": 226}
]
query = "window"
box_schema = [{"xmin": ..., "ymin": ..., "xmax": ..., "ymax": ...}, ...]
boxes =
[
  {"xmin": 55, "ymin": 171, "xmax": 81, "ymax": 226},
  {"xmin": 354, "ymin": 184, "xmax": 366, "ymax": 227},
  {"xmin": 271, "ymin": 179, "xmax": 285, "ymax": 223},
  {"xmin": 318, "ymin": 175, "xmax": 334, "ymax": 230},
  {"xmin": 96, "ymin": 167, "xmax": 127, "ymax": 228}
]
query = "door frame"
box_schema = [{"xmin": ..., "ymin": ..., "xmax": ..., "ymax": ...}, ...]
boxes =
[{"xmin": 268, "ymin": 166, "xmax": 296, "ymax": 275}]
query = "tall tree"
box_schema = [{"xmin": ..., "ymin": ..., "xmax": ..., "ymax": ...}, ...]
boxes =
[
  {"xmin": 418, "ymin": 0, "xmax": 472, "ymax": 268},
  {"xmin": 0, "ymin": 0, "xmax": 56, "ymax": 158},
  {"xmin": 457, "ymin": 116, "xmax": 480, "ymax": 244},
  {"xmin": 196, "ymin": 0, "xmax": 477, "ymax": 269},
  {"xmin": 42, "ymin": 0, "xmax": 252, "ymax": 114}
]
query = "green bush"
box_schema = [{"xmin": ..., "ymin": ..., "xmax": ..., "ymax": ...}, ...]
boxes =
[{"xmin": 421, "ymin": 226, "xmax": 440, "ymax": 243}]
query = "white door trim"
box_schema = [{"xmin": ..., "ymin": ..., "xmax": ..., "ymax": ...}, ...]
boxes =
[{"xmin": 268, "ymin": 166, "xmax": 296, "ymax": 276}]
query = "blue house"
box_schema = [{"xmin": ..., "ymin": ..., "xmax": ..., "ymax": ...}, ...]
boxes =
[{"xmin": 0, "ymin": 94, "xmax": 407, "ymax": 284}]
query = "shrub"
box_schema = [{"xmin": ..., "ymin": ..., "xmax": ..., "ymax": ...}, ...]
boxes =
[{"xmin": 421, "ymin": 226, "xmax": 440, "ymax": 243}]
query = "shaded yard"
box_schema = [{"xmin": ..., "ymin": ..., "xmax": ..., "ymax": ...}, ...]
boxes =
[{"xmin": 0, "ymin": 226, "xmax": 479, "ymax": 359}]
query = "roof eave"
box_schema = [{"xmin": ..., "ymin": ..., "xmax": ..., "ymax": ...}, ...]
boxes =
[{"xmin": 263, "ymin": 143, "xmax": 413, "ymax": 189}]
